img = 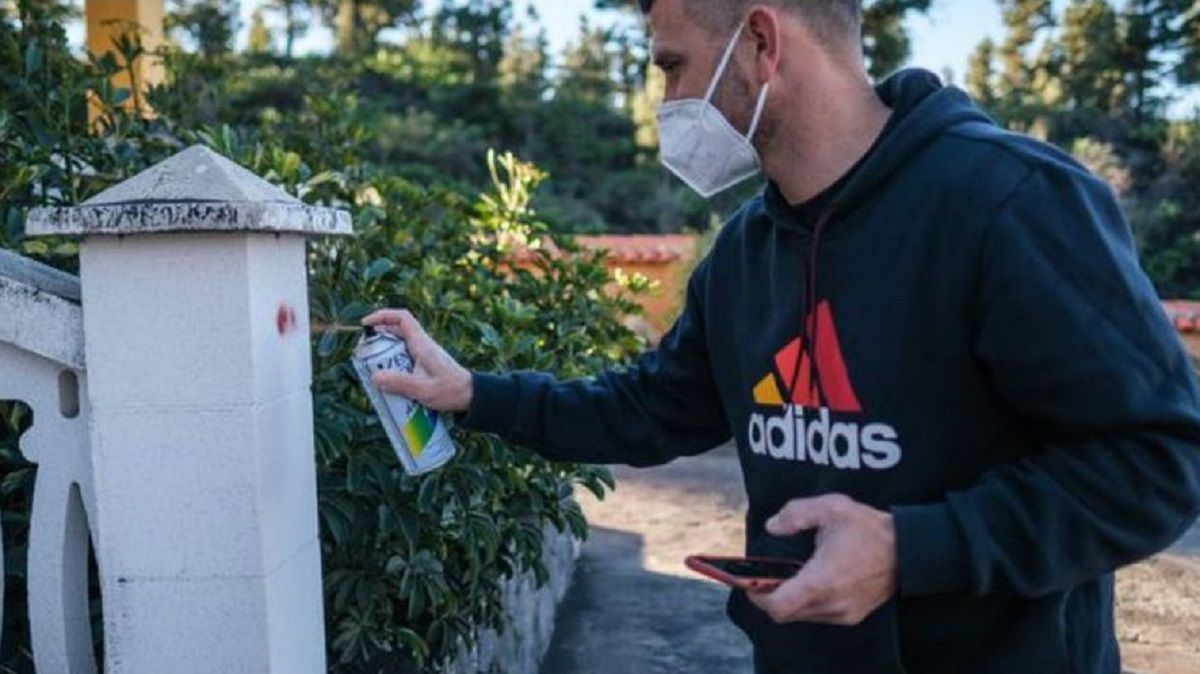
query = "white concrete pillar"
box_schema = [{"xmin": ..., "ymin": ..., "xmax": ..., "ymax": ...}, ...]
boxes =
[{"xmin": 27, "ymin": 146, "xmax": 351, "ymax": 673}]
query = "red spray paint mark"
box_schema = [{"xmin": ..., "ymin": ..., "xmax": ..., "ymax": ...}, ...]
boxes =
[{"xmin": 276, "ymin": 303, "xmax": 297, "ymax": 336}]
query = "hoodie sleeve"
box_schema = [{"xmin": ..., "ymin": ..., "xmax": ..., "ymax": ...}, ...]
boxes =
[
  {"xmin": 451, "ymin": 254, "xmax": 731, "ymax": 467},
  {"xmin": 891, "ymin": 163, "xmax": 1200, "ymax": 598}
]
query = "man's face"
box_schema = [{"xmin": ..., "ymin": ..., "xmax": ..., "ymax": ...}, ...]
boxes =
[{"xmin": 648, "ymin": 0, "xmax": 761, "ymax": 137}]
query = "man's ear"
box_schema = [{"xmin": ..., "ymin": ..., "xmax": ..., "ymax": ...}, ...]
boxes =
[{"xmin": 746, "ymin": 5, "xmax": 781, "ymax": 83}]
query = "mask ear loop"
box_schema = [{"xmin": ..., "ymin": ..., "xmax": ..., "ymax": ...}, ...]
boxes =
[
  {"xmin": 746, "ymin": 82, "xmax": 770, "ymax": 142},
  {"xmin": 704, "ymin": 22, "xmax": 771, "ymax": 144},
  {"xmin": 703, "ymin": 23, "xmax": 746, "ymax": 103}
]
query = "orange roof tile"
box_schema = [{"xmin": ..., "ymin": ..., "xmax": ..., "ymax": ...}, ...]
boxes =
[
  {"xmin": 508, "ymin": 234, "xmax": 700, "ymax": 265},
  {"xmin": 575, "ymin": 235, "xmax": 699, "ymax": 264},
  {"xmin": 1162, "ymin": 300, "xmax": 1200, "ymax": 334}
]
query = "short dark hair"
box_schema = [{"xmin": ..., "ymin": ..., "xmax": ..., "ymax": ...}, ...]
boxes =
[{"xmin": 639, "ymin": 0, "xmax": 861, "ymax": 45}]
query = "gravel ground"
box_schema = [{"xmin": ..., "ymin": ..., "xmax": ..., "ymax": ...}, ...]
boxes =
[{"xmin": 541, "ymin": 444, "xmax": 1200, "ymax": 674}]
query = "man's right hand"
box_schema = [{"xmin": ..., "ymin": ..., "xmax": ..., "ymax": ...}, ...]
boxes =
[{"xmin": 361, "ymin": 308, "xmax": 474, "ymax": 414}]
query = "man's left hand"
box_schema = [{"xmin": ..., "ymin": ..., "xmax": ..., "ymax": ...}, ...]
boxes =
[{"xmin": 748, "ymin": 493, "xmax": 897, "ymax": 626}]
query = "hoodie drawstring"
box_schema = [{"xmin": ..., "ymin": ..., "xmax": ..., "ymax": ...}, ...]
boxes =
[{"xmin": 787, "ymin": 208, "xmax": 834, "ymax": 406}]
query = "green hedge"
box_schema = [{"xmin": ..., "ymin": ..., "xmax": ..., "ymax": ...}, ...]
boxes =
[{"xmin": 1, "ymin": 3, "xmax": 649, "ymax": 670}]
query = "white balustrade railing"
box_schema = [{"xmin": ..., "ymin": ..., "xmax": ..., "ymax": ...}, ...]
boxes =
[{"xmin": 0, "ymin": 248, "xmax": 95, "ymax": 673}]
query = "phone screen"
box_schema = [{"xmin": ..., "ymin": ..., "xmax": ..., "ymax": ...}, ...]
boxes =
[{"xmin": 704, "ymin": 558, "xmax": 801, "ymax": 579}]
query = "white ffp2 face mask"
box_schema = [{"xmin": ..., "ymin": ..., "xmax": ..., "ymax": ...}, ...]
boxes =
[{"xmin": 656, "ymin": 22, "xmax": 770, "ymax": 199}]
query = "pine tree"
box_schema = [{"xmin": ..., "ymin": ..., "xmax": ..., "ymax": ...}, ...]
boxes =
[
  {"xmin": 1116, "ymin": 0, "xmax": 1192, "ymax": 122},
  {"xmin": 499, "ymin": 5, "xmax": 549, "ymax": 155},
  {"xmin": 266, "ymin": 0, "xmax": 310, "ymax": 58},
  {"xmin": 1178, "ymin": 3, "xmax": 1200, "ymax": 85},
  {"xmin": 966, "ymin": 37, "xmax": 998, "ymax": 108},
  {"xmin": 166, "ymin": 0, "xmax": 240, "ymax": 58},
  {"xmin": 611, "ymin": 25, "xmax": 649, "ymax": 115},
  {"xmin": 994, "ymin": 0, "xmax": 1055, "ymax": 129},
  {"xmin": 1058, "ymin": 0, "xmax": 1123, "ymax": 114},
  {"xmin": 316, "ymin": 0, "xmax": 417, "ymax": 55},
  {"xmin": 498, "ymin": 6, "xmax": 547, "ymax": 94},
  {"xmin": 861, "ymin": 0, "xmax": 932, "ymax": 78},
  {"xmin": 433, "ymin": 0, "xmax": 513, "ymax": 87},
  {"xmin": 558, "ymin": 17, "xmax": 618, "ymax": 106}
]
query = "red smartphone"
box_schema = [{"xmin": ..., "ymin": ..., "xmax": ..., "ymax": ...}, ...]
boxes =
[{"xmin": 685, "ymin": 555, "xmax": 803, "ymax": 593}]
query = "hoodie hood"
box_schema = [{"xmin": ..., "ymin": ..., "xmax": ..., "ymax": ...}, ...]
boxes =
[{"xmin": 763, "ymin": 68, "xmax": 994, "ymax": 231}]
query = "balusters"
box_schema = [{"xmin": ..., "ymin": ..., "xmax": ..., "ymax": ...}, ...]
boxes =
[{"xmin": 1, "ymin": 347, "xmax": 97, "ymax": 673}]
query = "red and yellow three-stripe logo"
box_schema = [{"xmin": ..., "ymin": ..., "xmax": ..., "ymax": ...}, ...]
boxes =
[{"xmin": 752, "ymin": 300, "xmax": 862, "ymax": 412}]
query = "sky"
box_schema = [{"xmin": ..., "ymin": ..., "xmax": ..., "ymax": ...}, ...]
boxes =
[
  {"xmin": 63, "ymin": 0, "xmax": 1006, "ymax": 80},
  {"xmin": 63, "ymin": 0, "xmax": 1197, "ymax": 116},
  {"xmin": 229, "ymin": 0, "xmax": 1008, "ymax": 81},
  {"xmin": 502, "ymin": 0, "xmax": 1009, "ymax": 83}
]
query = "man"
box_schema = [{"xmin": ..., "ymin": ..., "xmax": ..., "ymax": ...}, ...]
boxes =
[{"xmin": 363, "ymin": 1, "xmax": 1200, "ymax": 672}]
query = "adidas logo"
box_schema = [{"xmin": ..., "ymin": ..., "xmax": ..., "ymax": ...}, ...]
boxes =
[
  {"xmin": 747, "ymin": 301, "xmax": 902, "ymax": 471},
  {"xmin": 747, "ymin": 405, "xmax": 901, "ymax": 470}
]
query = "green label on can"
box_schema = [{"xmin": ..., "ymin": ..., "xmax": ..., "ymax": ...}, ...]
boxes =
[{"xmin": 402, "ymin": 407, "xmax": 437, "ymax": 458}]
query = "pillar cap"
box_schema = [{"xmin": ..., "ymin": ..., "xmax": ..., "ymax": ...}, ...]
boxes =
[{"xmin": 26, "ymin": 145, "xmax": 353, "ymax": 237}]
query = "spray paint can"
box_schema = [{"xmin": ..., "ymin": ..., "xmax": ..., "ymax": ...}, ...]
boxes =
[{"xmin": 351, "ymin": 326, "xmax": 456, "ymax": 475}]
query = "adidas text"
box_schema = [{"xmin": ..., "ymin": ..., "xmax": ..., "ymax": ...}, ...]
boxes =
[{"xmin": 747, "ymin": 404, "xmax": 902, "ymax": 471}]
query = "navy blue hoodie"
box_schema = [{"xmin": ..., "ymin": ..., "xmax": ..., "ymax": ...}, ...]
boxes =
[{"xmin": 454, "ymin": 69, "xmax": 1200, "ymax": 673}]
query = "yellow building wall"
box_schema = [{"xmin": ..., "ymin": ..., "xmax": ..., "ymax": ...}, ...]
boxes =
[{"xmin": 85, "ymin": 0, "xmax": 165, "ymax": 122}]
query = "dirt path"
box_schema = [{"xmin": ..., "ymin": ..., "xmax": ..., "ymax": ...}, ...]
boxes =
[
  {"xmin": 1117, "ymin": 554, "xmax": 1200, "ymax": 674},
  {"xmin": 540, "ymin": 444, "xmax": 1200, "ymax": 674}
]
